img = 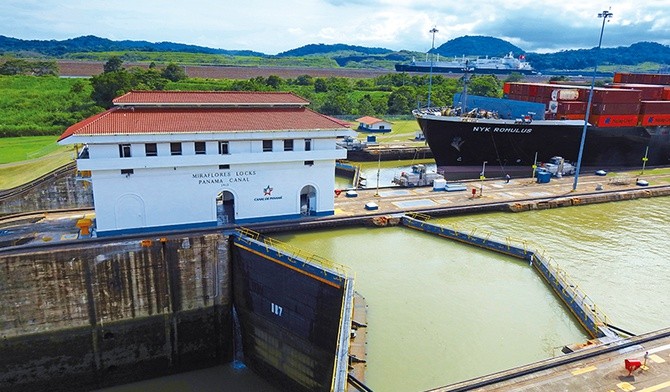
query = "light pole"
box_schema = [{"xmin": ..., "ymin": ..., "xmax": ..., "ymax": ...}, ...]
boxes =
[
  {"xmin": 427, "ymin": 26, "xmax": 438, "ymax": 108},
  {"xmin": 480, "ymin": 161, "xmax": 487, "ymax": 196},
  {"xmin": 572, "ymin": 9, "xmax": 613, "ymax": 191}
]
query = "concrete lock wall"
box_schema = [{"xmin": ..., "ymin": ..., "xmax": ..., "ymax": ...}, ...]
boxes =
[
  {"xmin": 231, "ymin": 233, "xmax": 349, "ymax": 392},
  {"xmin": 0, "ymin": 233, "xmax": 233, "ymax": 392},
  {"xmin": 0, "ymin": 164, "xmax": 94, "ymax": 217}
]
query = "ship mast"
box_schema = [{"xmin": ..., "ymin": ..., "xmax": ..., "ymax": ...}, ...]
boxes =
[{"xmin": 427, "ymin": 26, "xmax": 438, "ymax": 108}]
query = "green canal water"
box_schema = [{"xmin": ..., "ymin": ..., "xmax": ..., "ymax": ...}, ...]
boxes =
[{"xmin": 99, "ymin": 196, "xmax": 670, "ymax": 392}]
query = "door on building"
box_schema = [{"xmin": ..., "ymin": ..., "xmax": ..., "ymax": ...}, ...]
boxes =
[
  {"xmin": 299, "ymin": 185, "xmax": 317, "ymax": 216},
  {"xmin": 217, "ymin": 190, "xmax": 235, "ymax": 224},
  {"xmin": 114, "ymin": 194, "xmax": 146, "ymax": 229}
]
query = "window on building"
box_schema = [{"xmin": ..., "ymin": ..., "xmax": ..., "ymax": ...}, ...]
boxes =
[
  {"xmin": 145, "ymin": 143, "xmax": 157, "ymax": 157},
  {"xmin": 121, "ymin": 169, "xmax": 134, "ymax": 175},
  {"xmin": 195, "ymin": 142, "xmax": 207, "ymax": 155},
  {"xmin": 170, "ymin": 142, "xmax": 182, "ymax": 156},
  {"xmin": 219, "ymin": 141, "xmax": 229, "ymax": 155},
  {"xmin": 304, "ymin": 160, "xmax": 314, "ymax": 166},
  {"xmin": 263, "ymin": 140, "xmax": 273, "ymax": 152},
  {"xmin": 284, "ymin": 139, "xmax": 294, "ymax": 151},
  {"xmin": 305, "ymin": 138, "xmax": 312, "ymax": 151},
  {"xmin": 219, "ymin": 164, "xmax": 230, "ymax": 170},
  {"xmin": 119, "ymin": 144, "xmax": 131, "ymax": 158}
]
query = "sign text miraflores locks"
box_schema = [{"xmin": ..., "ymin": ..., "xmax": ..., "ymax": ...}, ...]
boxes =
[{"xmin": 193, "ymin": 170, "xmax": 257, "ymax": 185}]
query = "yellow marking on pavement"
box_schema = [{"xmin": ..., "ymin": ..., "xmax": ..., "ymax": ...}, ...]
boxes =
[
  {"xmin": 638, "ymin": 380, "xmax": 670, "ymax": 392},
  {"xmin": 650, "ymin": 354, "xmax": 666, "ymax": 363},
  {"xmin": 617, "ymin": 382, "xmax": 636, "ymax": 391},
  {"xmin": 571, "ymin": 365, "xmax": 597, "ymax": 375},
  {"xmin": 334, "ymin": 208, "xmax": 346, "ymax": 215}
]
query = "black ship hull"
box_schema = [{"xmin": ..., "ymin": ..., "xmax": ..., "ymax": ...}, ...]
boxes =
[
  {"xmin": 395, "ymin": 63, "xmax": 536, "ymax": 75},
  {"xmin": 415, "ymin": 113, "xmax": 670, "ymax": 179}
]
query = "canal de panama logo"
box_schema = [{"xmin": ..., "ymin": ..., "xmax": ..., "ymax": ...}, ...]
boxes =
[{"xmin": 254, "ymin": 185, "xmax": 282, "ymax": 202}]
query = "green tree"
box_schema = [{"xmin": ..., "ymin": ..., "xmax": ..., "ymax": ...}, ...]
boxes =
[
  {"xmin": 387, "ymin": 86, "xmax": 416, "ymax": 114},
  {"xmin": 468, "ymin": 75, "xmax": 502, "ymax": 98},
  {"xmin": 314, "ymin": 78, "xmax": 328, "ymax": 93},
  {"xmin": 295, "ymin": 74, "xmax": 313, "ymax": 86},
  {"xmin": 161, "ymin": 63, "xmax": 187, "ymax": 82},
  {"xmin": 0, "ymin": 58, "xmax": 30, "ymax": 75},
  {"xmin": 319, "ymin": 92, "xmax": 352, "ymax": 115},
  {"xmin": 90, "ymin": 70, "xmax": 133, "ymax": 108},
  {"xmin": 103, "ymin": 56, "xmax": 124, "ymax": 73},
  {"xmin": 265, "ymin": 75, "xmax": 282, "ymax": 90}
]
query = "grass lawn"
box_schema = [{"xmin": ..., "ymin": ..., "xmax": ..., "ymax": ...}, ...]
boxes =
[
  {"xmin": 0, "ymin": 136, "xmax": 68, "ymax": 164},
  {"xmin": 0, "ymin": 136, "xmax": 75, "ymax": 190},
  {"xmin": 347, "ymin": 119, "xmax": 424, "ymax": 145}
]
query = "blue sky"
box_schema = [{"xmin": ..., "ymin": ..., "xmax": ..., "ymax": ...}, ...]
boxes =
[{"xmin": 1, "ymin": 0, "xmax": 668, "ymax": 54}]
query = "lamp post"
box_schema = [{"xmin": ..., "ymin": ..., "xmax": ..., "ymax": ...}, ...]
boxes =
[
  {"xmin": 480, "ymin": 161, "xmax": 487, "ymax": 196},
  {"xmin": 427, "ymin": 26, "xmax": 438, "ymax": 108},
  {"xmin": 572, "ymin": 9, "xmax": 613, "ymax": 191}
]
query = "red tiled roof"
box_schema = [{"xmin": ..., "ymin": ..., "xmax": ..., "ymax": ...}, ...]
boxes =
[
  {"xmin": 113, "ymin": 90, "xmax": 310, "ymax": 106},
  {"xmin": 58, "ymin": 106, "xmax": 349, "ymax": 141},
  {"xmin": 355, "ymin": 116, "xmax": 386, "ymax": 125}
]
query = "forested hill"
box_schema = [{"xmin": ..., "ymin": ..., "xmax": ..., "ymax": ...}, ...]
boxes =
[
  {"xmin": 276, "ymin": 43, "xmax": 392, "ymax": 57},
  {"xmin": 434, "ymin": 36, "xmax": 525, "ymax": 57},
  {"xmin": 0, "ymin": 35, "xmax": 264, "ymax": 57},
  {"xmin": 528, "ymin": 42, "xmax": 670, "ymax": 70}
]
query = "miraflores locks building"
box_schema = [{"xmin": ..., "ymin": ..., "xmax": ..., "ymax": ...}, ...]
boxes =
[{"xmin": 58, "ymin": 91, "xmax": 354, "ymax": 236}]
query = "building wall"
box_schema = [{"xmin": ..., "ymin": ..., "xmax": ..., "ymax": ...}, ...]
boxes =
[
  {"xmin": 73, "ymin": 131, "xmax": 346, "ymax": 235},
  {"xmin": 88, "ymin": 159, "xmax": 338, "ymax": 235},
  {"xmin": 0, "ymin": 233, "xmax": 233, "ymax": 392}
]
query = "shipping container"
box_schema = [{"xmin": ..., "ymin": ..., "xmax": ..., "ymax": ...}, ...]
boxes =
[
  {"xmin": 640, "ymin": 114, "xmax": 670, "ymax": 126},
  {"xmin": 556, "ymin": 101, "xmax": 588, "ymax": 114},
  {"xmin": 608, "ymin": 83, "xmax": 665, "ymax": 100},
  {"xmin": 591, "ymin": 102, "xmax": 641, "ymax": 115},
  {"xmin": 591, "ymin": 88, "xmax": 642, "ymax": 104},
  {"xmin": 640, "ymin": 101, "xmax": 670, "ymax": 115},
  {"xmin": 588, "ymin": 114, "xmax": 639, "ymax": 127}
]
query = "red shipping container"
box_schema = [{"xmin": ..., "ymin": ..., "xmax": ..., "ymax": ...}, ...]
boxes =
[
  {"xmin": 559, "ymin": 114, "xmax": 588, "ymax": 120},
  {"xmin": 503, "ymin": 83, "xmax": 511, "ymax": 95},
  {"xmin": 591, "ymin": 88, "xmax": 642, "ymax": 104},
  {"xmin": 591, "ymin": 102, "xmax": 641, "ymax": 115},
  {"xmin": 640, "ymin": 101, "xmax": 670, "ymax": 115},
  {"xmin": 640, "ymin": 114, "xmax": 670, "ymax": 126},
  {"xmin": 556, "ymin": 101, "xmax": 588, "ymax": 114},
  {"xmin": 609, "ymin": 83, "xmax": 665, "ymax": 100},
  {"xmin": 589, "ymin": 114, "xmax": 639, "ymax": 127},
  {"xmin": 662, "ymin": 88, "xmax": 670, "ymax": 101}
]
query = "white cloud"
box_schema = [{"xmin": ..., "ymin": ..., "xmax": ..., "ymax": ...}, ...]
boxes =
[{"xmin": 0, "ymin": 0, "xmax": 667, "ymax": 54}]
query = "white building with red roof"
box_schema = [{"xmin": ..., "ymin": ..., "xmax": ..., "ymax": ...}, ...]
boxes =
[
  {"xmin": 355, "ymin": 116, "xmax": 392, "ymax": 132},
  {"xmin": 58, "ymin": 91, "xmax": 353, "ymax": 236}
]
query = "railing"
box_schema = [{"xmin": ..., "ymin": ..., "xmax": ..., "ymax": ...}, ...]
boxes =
[
  {"xmin": 235, "ymin": 227, "xmax": 353, "ymax": 279},
  {"xmin": 402, "ymin": 216, "xmax": 612, "ymax": 338}
]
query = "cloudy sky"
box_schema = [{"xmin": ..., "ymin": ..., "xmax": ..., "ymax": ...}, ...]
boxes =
[{"xmin": 1, "ymin": 0, "xmax": 668, "ymax": 55}]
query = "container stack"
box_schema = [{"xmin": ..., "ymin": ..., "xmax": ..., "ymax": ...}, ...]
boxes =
[{"xmin": 503, "ymin": 72, "xmax": 670, "ymax": 127}]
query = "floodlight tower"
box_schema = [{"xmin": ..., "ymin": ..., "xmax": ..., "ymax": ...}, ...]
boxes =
[
  {"xmin": 427, "ymin": 26, "xmax": 438, "ymax": 108},
  {"xmin": 572, "ymin": 9, "xmax": 613, "ymax": 191}
]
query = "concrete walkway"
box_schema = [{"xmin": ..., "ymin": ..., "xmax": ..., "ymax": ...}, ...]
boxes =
[
  {"xmin": 429, "ymin": 328, "xmax": 670, "ymax": 391},
  {"xmin": 333, "ymin": 170, "xmax": 670, "ymax": 217}
]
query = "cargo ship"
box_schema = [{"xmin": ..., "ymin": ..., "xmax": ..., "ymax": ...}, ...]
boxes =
[
  {"xmin": 415, "ymin": 72, "xmax": 670, "ymax": 179},
  {"xmin": 395, "ymin": 52, "xmax": 536, "ymax": 75}
]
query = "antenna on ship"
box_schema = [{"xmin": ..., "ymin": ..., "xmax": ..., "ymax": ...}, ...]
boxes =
[
  {"xmin": 427, "ymin": 26, "xmax": 438, "ymax": 108},
  {"xmin": 572, "ymin": 9, "xmax": 613, "ymax": 191}
]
